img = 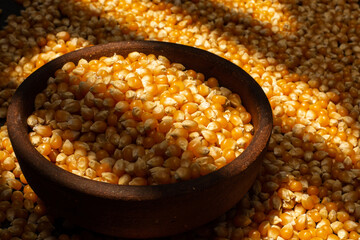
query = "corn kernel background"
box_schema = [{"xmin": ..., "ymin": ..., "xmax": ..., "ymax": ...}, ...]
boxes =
[{"xmin": 0, "ymin": 0, "xmax": 360, "ymax": 239}]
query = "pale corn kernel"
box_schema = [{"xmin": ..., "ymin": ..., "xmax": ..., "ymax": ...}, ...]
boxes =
[
  {"xmin": 62, "ymin": 99, "xmax": 80, "ymax": 113},
  {"xmin": 147, "ymin": 156, "xmax": 164, "ymax": 168},
  {"xmin": 33, "ymin": 125, "xmax": 52, "ymax": 137},
  {"xmin": 27, "ymin": 115, "xmax": 39, "ymax": 128},
  {"xmin": 89, "ymin": 121, "xmax": 107, "ymax": 133},
  {"xmin": 150, "ymin": 167, "xmax": 171, "ymax": 185},
  {"xmin": 175, "ymin": 137, "xmax": 188, "ymax": 151},
  {"xmin": 181, "ymin": 120, "xmax": 198, "ymax": 132},
  {"xmin": 174, "ymin": 167, "xmax": 191, "ymax": 181},
  {"xmin": 67, "ymin": 118, "xmax": 82, "ymax": 131},
  {"xmin": 100, "ymin": 157, "xmax": 116, "ymax": 168},
  {"xmin": 102, "ymin": 172, "xmax": 119, "ymax": 184},
  {"xmin": 61, "ymin": 139, "xmax": 74, "ymax": 155},
  {"xmin": 169, "ymin": 128, "xmax": 189, "ymax": 139},
  {"xmin": 343, "ymin": 220, "xmax": 358, "ymax": 232},
  {"xmin": 55, "ymin": 153, "xmax": 67, "ymax": 165},
  {"xmin": 84, "ymin": 168, "xmax": 96, "ymax": 179},
  {"xmin": 337, "ymin": 229, "xmax": 349, "ymax": 239},
  {"xmin": 112, "ymin": 159, "xmax": 126, "ymax": 177}
]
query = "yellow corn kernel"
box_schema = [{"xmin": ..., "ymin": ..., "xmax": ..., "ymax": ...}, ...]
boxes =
[
  {"xmin": 62, "ymin": 139, "xmax": 74, "ymax": 155},
  {"xmin": 201, "ymin": 129, "xmax": 218, "ymax": 144},
  {"xmin": 129, "ymin": 177, "xmax": 147, "ymax": 186},
  {"xmin": 118, "ymin": 174, "xmax": 132, "ymax": 185},
  {"xmin": 33, "ymin": 125, "xmax": 52, "ymax": 137},
  {"xmin": 169, "ymin": 128, "xmax": 189, "ymax": 139}
]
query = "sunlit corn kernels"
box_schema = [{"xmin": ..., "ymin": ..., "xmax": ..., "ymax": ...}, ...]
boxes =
[{"xmin": 28, "ymin": 52, "xmax": 253, "ymax": 186}]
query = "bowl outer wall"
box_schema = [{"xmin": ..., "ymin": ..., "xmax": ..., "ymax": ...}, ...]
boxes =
[{"xmin": 7, "ymin": 41, "xmax": 273, "ymax": 238}]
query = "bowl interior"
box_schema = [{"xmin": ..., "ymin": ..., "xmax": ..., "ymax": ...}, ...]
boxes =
[{"xmin": 7, "ymin": 41, "xmax": 272, "ymax": 237}]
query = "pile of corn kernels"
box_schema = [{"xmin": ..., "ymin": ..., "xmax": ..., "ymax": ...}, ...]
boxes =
[
  {"xmin": 0, "ymin": 0, "xmax": 360, "ymax": 239},
  {"xmin": 28, "ymin": 52, "xmax": 253, "ymax": 186}
]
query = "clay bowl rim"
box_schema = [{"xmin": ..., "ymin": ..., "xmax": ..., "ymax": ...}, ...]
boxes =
[{"xmin": 7, "ymin": 40, "xmax": 273, "ymax": 202}]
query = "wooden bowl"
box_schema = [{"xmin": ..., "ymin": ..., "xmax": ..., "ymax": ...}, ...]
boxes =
[{"xmin": 7, "ymin": 41, "xmax": 272, "ymax": 239}]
